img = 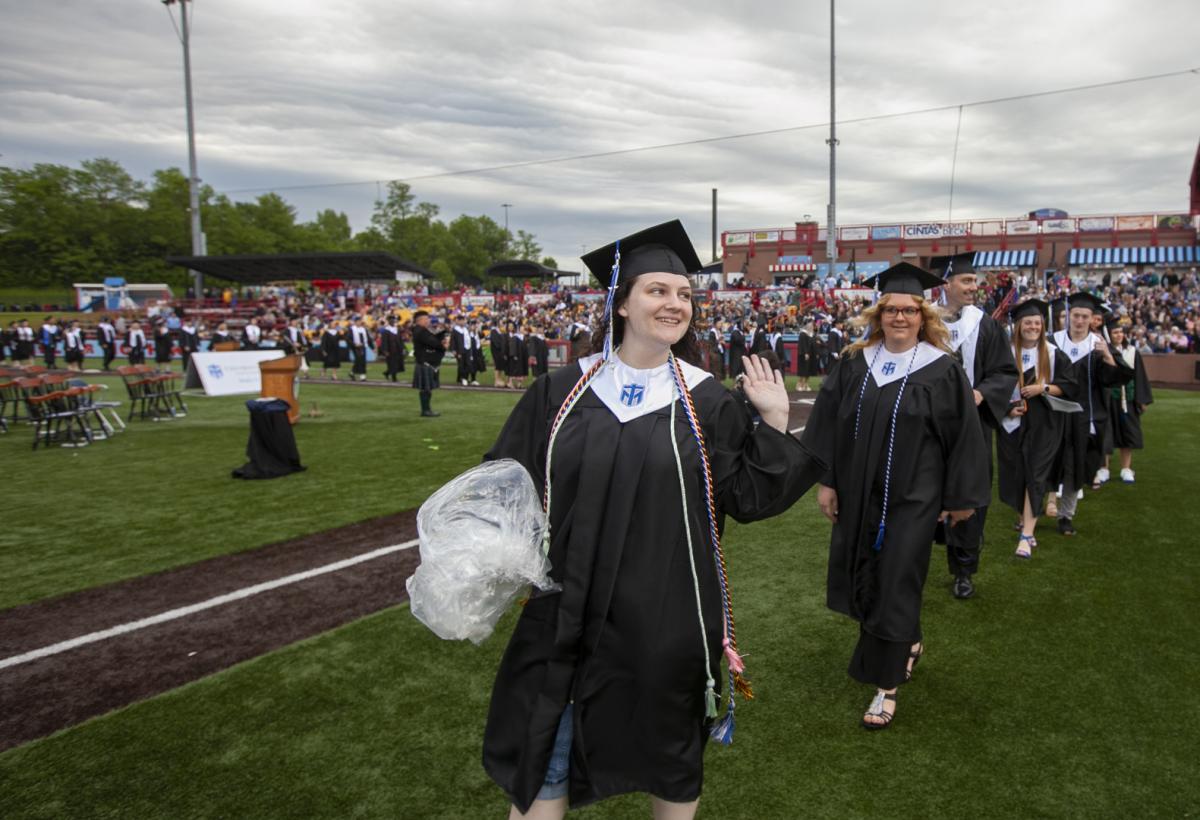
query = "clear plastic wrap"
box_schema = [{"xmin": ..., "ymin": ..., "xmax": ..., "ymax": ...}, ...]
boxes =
[{"xmin": 407, "ymin": 459, "xmax": 556, "ymax": 644}]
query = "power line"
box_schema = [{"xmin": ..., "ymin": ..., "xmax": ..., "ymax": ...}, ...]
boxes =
[{"xmin": 220, "ymin": 66, "xmax": 1200, "ymax": 196}]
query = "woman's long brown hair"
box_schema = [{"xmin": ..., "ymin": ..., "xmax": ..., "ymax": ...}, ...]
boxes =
[
  {"xmin": 1012, "ymin": 315, "xmax": 1052, "ymax": 390},
  {"xmin": 843, "ymin": 293, "xmax": 952, "ymax": 357}
]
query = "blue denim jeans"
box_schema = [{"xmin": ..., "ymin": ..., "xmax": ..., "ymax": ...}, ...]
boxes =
[{"xmin": 535, "ymin": 705, "xmax": 573, "ymax": 801}]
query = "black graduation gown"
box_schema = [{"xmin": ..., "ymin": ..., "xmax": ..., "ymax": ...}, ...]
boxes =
[
  {"xmin": 958, "ymin": 314, "xmax": 1019, "ymax": 433},
  {"xmin": 749, "ymin": 329, "xmax": 768, "ymax": 355},
  {"xmin": 795, "ymin": 331, "xmax": 817, "ymax": 377},
  {"xmin": 507, "ymin": 334, "xmax": 530, "ymax": 377},
  {"xmin": 996, "ymin": 349, "xmax": 1079, "ymax": 516},
  {"xmin": 482, "ymin": 366, "xmax": 825, "ymax": 813},
  {"xmin": 491, "ymin": 331, "xmax": 510, "ymax": 373},
  {"xmin": 529, "ymin": 336, "xmax": 549, "ymax": 377},
  {"xmin": 1106, "ymin": 344, "xmax": 1153, "ymax": 450},
  {"xmin": 321, "ymin": 330, "xmax": 342, "ymax": 368},
  {"xmin": 1051, "ymin": 339, "xmax": 1124, "ymax": 489},
  {"xmin": 727, "ymin": 329, "xmax": 746, "ymax": 378},
  {"xmin": 154, "ymin": 329, "xmax": 173, "ymax": 364},
  {"xmin": 801, "ymin": 350, "xmax": 989, "ymax": 642}
]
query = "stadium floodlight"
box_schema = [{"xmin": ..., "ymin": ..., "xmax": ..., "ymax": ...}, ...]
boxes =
[{"xmin": 163, "ymin": 0, "xmax": 204, "ymax": 296}]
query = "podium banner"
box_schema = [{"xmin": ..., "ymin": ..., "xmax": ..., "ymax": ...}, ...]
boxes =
[{"xmin": 186, "ymin": 350, "xmax": 286, "ymax": 396}]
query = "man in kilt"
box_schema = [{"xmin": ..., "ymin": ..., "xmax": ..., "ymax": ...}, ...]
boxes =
[{"xmin": 412, "ymin": 310, "xmax": 449, "ymax": 417}]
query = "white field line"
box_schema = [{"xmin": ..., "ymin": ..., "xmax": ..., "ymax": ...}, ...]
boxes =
[{"xmin": 0, "ymin": 539, "xmax": 420, "ymax": 671}]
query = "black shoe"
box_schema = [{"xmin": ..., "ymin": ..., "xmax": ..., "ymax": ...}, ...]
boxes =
[
  {"xmin": 421, "ymin": 410, "xmax": 440, "ymax": 417},
  {"xmin": 952, "ymin": 573, "xmax": 975, "ymax": 599},
  {"xmin": 1057, "ymin": 517, "xmax": 1076, "ymax": 536}
]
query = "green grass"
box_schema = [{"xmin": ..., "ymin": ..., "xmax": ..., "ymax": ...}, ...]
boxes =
[
  {"xmin": 1, "ymin": 388, "xmax": 1196, "ymax": 818},
  {"xmin": 0, "ymin": 366, "xmax": 519, "ymax": 609}
]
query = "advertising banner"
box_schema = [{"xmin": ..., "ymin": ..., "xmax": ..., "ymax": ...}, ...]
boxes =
[
  {"xmin": 1006, "ymin": 220, "xmax": 1037, "ymax": 235},
  {"xmin": 840, "ymin": 227, "xmax": 870, "ymax": 241},
  {"xmin": 1157, "ymin": 214, "xmax": 1189, "ymax": 229},
  {"xmin": 724, "ymin": 232, "xmax": 750, "ymax": 246},
  {"xmin": 753, "ymin": 230, "xmax": 779, "ymax": 243},
  {"xmin": 1041, "ymin": 218, "xmax": 1075, "ymax": 233},
  {"xmin": 1116, "ymin": 215, "xmax": 1154, "ymax": 231},
  {"xmin": 972, "ymin": 221, "xmax": 1003, "ymax": 236},
  {"xmin": 1079, "ymin": 216, "xmax": 1115, "ymax": 232},
  {"xmin": 462, "ymin": 294, "xmax": 495, "ymax": 309},
  {"xmin": 871, "ymin": 225, "xmax": 901, "ymax": 240},
  {"xmin": 185, "ymin": 350, "xmax": 286, "ymax": 397}
]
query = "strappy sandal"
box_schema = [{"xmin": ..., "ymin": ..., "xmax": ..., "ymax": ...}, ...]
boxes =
[
  {"xmin": 861, "ymin": 689, "xmax": 897, "ymax": 731},
  {"xmin": 1015, "ymin": 533, "xmax": 1036, "ymax": 559},
  {"xmin": 904, "ymin": 642, "xmax": 924, "ymax": 682}
]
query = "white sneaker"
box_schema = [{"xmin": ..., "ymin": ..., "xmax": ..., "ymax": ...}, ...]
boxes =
[
  {"xmin": 460, "ymin": 379, "xmax": 468, "ymax": 386},
  {"xmin": 1095, "ymin": 468, "xmax": 1110, "ymax": 484},
  {"xmin": 1120, "ymin": 468, "xmax": 1135, "ymax": 484},
  {"xmin": 470, "ymin": 380, "xmax": 480, "ymax": 386}
]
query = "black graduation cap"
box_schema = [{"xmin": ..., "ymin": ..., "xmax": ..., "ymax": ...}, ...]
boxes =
[
  {"xmin": 581, "ymin": 220, "xmax": 703, "ymax": 283},
  {"xmin": 1009, "ymin": 298, "xmax": 1050, "ymax": 322},
  {"xmin": 1066, "ymin": 292, "xmax": 1104, "ymax": 314},
  {"xmin": 862, "ymin": 262, "xmax": 946, "ymax": 296},
  {"xmin": 929, "ymin": 252, "xmax": 976, "ymax": 278}
]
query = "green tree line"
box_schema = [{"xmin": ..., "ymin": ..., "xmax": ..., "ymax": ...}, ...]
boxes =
[{"xmin": 0, "ymin": 158, "xmax": 555, "ymax": 291}]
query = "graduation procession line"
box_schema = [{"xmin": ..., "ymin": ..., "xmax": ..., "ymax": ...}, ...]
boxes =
[{"xmin": 0, "ymin": 539, "xmax": 419, "ymax": 672}]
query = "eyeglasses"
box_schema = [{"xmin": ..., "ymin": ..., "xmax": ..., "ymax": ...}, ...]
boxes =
[{"xmin": 881, "ymin": 306, "xmax": 921, "ymax": 317}]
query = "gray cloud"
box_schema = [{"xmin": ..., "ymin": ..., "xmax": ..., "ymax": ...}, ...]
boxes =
[{"xmin": 1, "ymin": 0, "xmax": 1197, "ymax": 270}]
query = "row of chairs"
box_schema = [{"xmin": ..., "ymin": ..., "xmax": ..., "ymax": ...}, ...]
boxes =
[
  {"xmin": 0, "ymin": 372, "xmax": 126, "ymax": 450},
  {"xmin": 116, "ymin": 366, "xmax": 188, "ymax": 421}
]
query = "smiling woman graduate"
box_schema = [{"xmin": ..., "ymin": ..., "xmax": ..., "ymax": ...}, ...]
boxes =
[
  {"xmin": 481, "ymin": 220, "xmax": 825, "ymax": 819},
  {"xmin": 801, "ymin": 263, "xmax": 990, "ymax": 730}
]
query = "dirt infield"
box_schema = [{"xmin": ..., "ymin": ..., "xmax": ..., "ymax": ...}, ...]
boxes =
[{"xmin": 0, "ymin": 398, "xmax": 814, "ymax": 753}]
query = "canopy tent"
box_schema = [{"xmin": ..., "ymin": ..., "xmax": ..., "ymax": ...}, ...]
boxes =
[
  {"xmin": 165, "ymin": 251, "xmax": 435, "ymax": 284},
  {"xmin": 483, "ymin": 260, "xmax": 574, "ymax": 280},
  {"xmin": 1068, "ymin": 246, "xmax": 1198, "ymax": 266}
]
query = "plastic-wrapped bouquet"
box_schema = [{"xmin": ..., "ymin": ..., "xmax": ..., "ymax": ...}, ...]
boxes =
[{"xmin": 407, "ymin": 459, "xmax": 556, "ymax": 644}]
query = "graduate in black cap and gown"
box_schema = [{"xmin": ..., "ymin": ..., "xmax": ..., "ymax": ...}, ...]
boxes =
[
  {"xmin": 1048, "ymin": 292, "xmax": 1123, "ymax": 535},
  {"xmin": 1102, "ymin": 321, "xmax": 1152, "ymax": 484},
  {"xmin": 482, "ymin": 220, "xmax": 825, "ymax": 818},
  {"xmin": 490, "ymin": 323, "xmax": 510, "ymax": 388},
  {"xmin": 930, "ymin": 253, "xmax": 1018, "ymax": 598},
  {"xmin": 801, "ymin": 262, "xmax": 989, "ymax": 730},
  {"xmin": 727, "ymin": 321, "xmax": 747, "ymax": 379},
  {"xmin": 996, "ymin": 299, "xmax": 1080, "ymax": 558}
]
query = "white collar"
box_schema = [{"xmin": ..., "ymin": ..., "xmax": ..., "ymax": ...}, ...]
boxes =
[
  {"xmin": 942, "ymin": 304, "xmax": 983, "ymax": 352},
  {"xmin": 863, "ymin": 341, "xmax": 945, "ymax": 386},
  {"xmin": 578, "ymin": 351, "xmax": 712, "ymax": 423},
  {"xmin": 1052, "ymin": 330, "xmax": 1097, "ymax": 364}
]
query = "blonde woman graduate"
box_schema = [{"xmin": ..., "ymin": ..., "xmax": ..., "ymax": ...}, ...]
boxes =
[
  {"xmin": 482, "ymin": 220, "xmax": 825, "ymax": 819},
  {"xmin": 801, "ymin": 263, "xmax": 990, "ymax": 730}
]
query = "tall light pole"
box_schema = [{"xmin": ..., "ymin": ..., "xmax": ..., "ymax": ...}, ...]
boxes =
[
  {"xmin": 825, "ymin": 0, "xmax": 839, "ymax": 279},
  {"xmin": 164, "ymin": 0, "xmax": 204, "ymax": 296},
  {"xmin": 501, "ymin": 203, "xmax": 513, "ymax": 235}
]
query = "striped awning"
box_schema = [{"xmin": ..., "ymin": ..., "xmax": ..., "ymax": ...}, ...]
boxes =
[
  {"xmin": 972, "ymin": 250, "xmax": 1037, "ymax": 268},
  {"xmin": 1068, "ymin": 245, "xmax": 1199, "ymax": 265},
  {"xmin": 769, "ymin": 263, "xmax": 817, "ymax": 272}
]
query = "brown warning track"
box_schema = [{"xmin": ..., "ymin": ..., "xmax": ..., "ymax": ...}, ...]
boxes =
[
  {"xmin": 0, "ymin": 510, "xmax": 418, "ymax": 752},
  {"xmin": 0, "ymin": 401, "xmax": 815, "ymax": 754}
]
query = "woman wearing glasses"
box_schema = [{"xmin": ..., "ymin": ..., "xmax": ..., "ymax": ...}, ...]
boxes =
[{"xmin": 802, "ymin": 263, "xmax": 989, "ymax": 730}]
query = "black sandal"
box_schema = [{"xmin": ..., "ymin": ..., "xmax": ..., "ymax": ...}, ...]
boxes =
[
  {"xmin": 904, "ymin": 642, "xmax": 924, "ymax": 682},
  {"xmin": 861, "ymin": 689, "xmax": 897, "ymax": 730}
]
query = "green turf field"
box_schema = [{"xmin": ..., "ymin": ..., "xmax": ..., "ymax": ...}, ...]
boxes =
[{"xmin": 1, "ymin": 379, "xmax": 1197, "ymax": 818}]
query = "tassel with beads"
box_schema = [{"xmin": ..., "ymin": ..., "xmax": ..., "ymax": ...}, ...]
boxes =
[{"xmin": 709, "ymin": 707, "xmax": 736, "ymax": 745}]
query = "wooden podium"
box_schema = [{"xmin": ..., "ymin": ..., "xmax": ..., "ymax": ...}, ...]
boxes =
[
  {"xmin": 213, "ymin": 341, "xmax": 240, "ymax": 352},
  {"xmin": 259, "ymin": 355, "xmax": 302, "ymax": 424}
]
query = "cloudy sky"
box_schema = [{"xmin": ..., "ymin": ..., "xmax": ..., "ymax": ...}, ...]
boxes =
[{"xmin": 2, "ymin": 0, "xmax": 1198, "ymax": 270}]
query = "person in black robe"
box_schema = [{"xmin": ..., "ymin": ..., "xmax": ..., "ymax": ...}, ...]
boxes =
[
  {"xmin": 62, "ymin": 321, "xmax": 86, "ymax": 371},
  {"xmin": 153, "ymin": 322, "xmax": 174, "ymax": 372},
  {"xmin": 801, "ymin": 263, "xmax": 989, "ymax": 730},
  {"xmin": 749, "ymin": 323, "xmax": 769, "ymax": 356},
  {"xmin": 412, "ymin": 311, "xmax": 448, "ymax": 417},
  {"xmin": 568, "ymin": 319, "xmax": 590, "ymax": 362},
  {"xmin": 506, "ymin": 322, "xmax": 529, "ymax": 390},
  {"xmin": 97, "ymin": 316, "xmax": 117, "ymax": 370},
  {"xmin": 528, "ymin": 326, "xmax": 549, "ymax": 378},
  {"xmin": 490, "ymin": 323, "xmax": 510, "ymax": 388},
  {"xmin": 482, "ymin": 220, "xmax": 824, "ymax": 818},
  {"xmin": 704, "ymin": 322, "xmax": 726, "ymax": 380},
  {"xmin": 996, "ymin": 299, "xmax": 1080, "ymax": 558},
  {"xmin": 451, "ymin": 317, "xmax": 472, "ymax": 385},
  {"xmin": 125, "ymin": 322, "xmax": 147, "ymax": 365},
  {"xmin": 1048, "ymin": 292, "xmax": 1123, "ymax": 535},
  {"xmin": 470, "ymin": 320, "xmax": 487, "ymax": 380},
  {"xmin": 379, "ymin": 316, "xmax": 403, "ymax": 382},
  {"xmin": 931, "ymin": 253, "xmax": 1018, "ymax": 599},
  {"xmin": 349, "ymin": 317, "xmax": 371, "ymax": 381},
  {"xmin": 794, "ymin": 322, "xmax": 817, "ymax": 390},
  {"xmin": 1103, "ymin": 322, "xmax": 1152, "ymax": 484},
  {"xmin": 320, "ymin": 325, "xmax": 343, "ymax": 380},
  {"xmin": 727, "ymin": 321, "xmax": 747, "ymax": 379},
  {"xmin": 40, "ymin": 317, "xmax": 61, "ymax": 369},
  {"xmin": 179, "ymin": 321, "xmax": 201, "ymax": 372},
  {"xmin": 13, "ymin": 320, "xmax": 36, "ymax": 365},
  {"xmin": 207, "ymin": 322, "xmax": 234, "ymax": 351}
]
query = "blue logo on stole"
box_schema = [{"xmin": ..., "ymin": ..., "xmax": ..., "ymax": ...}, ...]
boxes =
[
  {"xmin": 208, "ymin": 364, "xmax": 224, "ymax": 379},
  {"xmin": 881, "ymin": 362, "xmax": 896, "ymax": 376},
  {"xmin": 1071, "ymin": 348, "xmax": 1078, "ymax": 357},
  {"xmin": 620, "ymin": 383, "xmax": 646, "ymax": 406},
  {"xmin": 951, "ymin": 329, "xmax": 959, "ymax": 342}
]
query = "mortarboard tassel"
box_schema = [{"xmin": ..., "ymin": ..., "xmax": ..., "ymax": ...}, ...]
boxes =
[
  {"xmin": 601, "ymin": 240, "xmax": 622, "ymax": 361},
  {"xmin": 709, "ymin": 706, "xmax": 736, "ymax": 745},
  {"xmin": 872, "ymin": 522, "xmax": 886, "ymax": 552}
]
